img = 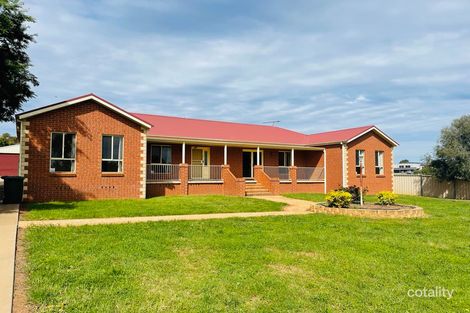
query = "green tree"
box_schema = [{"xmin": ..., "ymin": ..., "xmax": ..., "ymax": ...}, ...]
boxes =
[
  {"xmin": 399, "ymin": 159, "xmax": 410, "ymax": 164},
  {"xmin": 430, "ymin": 115, "xmax": 470, "ymax": 181},
  {"xmin": 0, "ymin": 0, "xmax": 38, "ymax": 122},
  {"xmin": 0, "ymin": 132, "xmax": 16, "ymax": 146}
]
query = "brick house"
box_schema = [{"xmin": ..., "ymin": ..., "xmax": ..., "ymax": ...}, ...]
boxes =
[{"xmin": 16, "ymin": 94, "xmax": 398, "ymax": 202}]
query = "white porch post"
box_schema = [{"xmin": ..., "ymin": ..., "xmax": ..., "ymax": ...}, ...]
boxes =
[
  {"xmin": 182, "ymin": 142, "xmax": 186, "ymax": 164},
  {"xmin": 224, "ymin": 145, "xmax": 228, "ymax": 165},
  {"xmin": 291, "ymin": 149, "xmax": 295, "ymax": 166},
  {"xmin": 323, "ymin": 148, "xmax": 327, "ymax": 193},
  {"xmin": 256, "ymin": 146, "xmax": 260, "ymax": 165}
]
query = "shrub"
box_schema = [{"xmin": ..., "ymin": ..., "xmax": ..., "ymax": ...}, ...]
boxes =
[
  {"xmin": 377, "ymin": 191, "xmax": 398, "ymax": 205},
  {"xmin": 325, "ymin": 190, "xmax": 352, "ymax": 208},
  {"xmin": 335, "ymin": 185, "xmax": 368, "ymax": 204}
]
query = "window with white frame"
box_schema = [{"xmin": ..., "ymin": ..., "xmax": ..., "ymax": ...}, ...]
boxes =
[
  {"xmin": 150, "ymin": 145, "xmax": 172, "ymax": 164},
  {"xmin": 375, "ymin": 151, "xmax": 384, "ymax": 175},
  {"xmin": 355, "ymin": 150, "xmax": 365, "ymax": 175},
  {"xmin": 102, "ymin": 135, "xmax": 123, "ymax": 172},
  {"xmin": 50, "ymin": 132, "xmax": 76, "ymax": 172},
  {"xmin": 278, "ymin": 151, "xmax": 291, "ymax": 166}
]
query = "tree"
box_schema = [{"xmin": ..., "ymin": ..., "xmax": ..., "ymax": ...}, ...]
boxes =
[
  {"xmin": 0, "ymin": 132, "xmax": 16, "ymax": 146},
  {"xmin": 430, "ymin": 115, "xmax": 470, "ymax": 181},
  {"xmin": 399, "ymin": 159, "xmax": 410, "ymax": 164},
  {"xmin": 0, "ymin": 0, "xmax": 38, "ymax": 122}
]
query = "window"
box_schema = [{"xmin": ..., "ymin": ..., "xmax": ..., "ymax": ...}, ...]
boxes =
[
  {"xmin": 355, "ymin": 150, "xmax": 365, "ymax": 175},
  {"xmin": 278, "ymin": 151, "xmax": 291, "ymax": 166},
  {"xmin": 150, "ymin": 145, "xmax": 172, "ymax": 164},
  {"xmin": 50, "ymin": 132, "xmax": 76, "ymax": 172},
  {"xmin": 102, "ymin": 135, "xmax": 123, "ymax": 172},
  {"xmin": 375, "ymin": 151, "xmax": 384, "ymax": 175}
]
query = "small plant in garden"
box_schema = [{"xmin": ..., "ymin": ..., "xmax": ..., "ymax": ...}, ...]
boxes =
[
  {"xmin": 325, "ymin": 190, "xmax": 352, "ymax": 208},
  {"xmin": 377, "ymin": 191, "xmax": 398, "ymax": 205},
  {"xmin": 336, "ymin": 185, "xmax": 368, "ymax": 204}
]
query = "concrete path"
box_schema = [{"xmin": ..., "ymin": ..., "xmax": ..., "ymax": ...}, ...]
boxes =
[
  {"xmin": 0, "ymin": 204, "xmax": 19, "ymax": 313},
  {"xmin": 19, "ymin": 196, "xmax": 316, "ymax": 228},
  {"xmin": 252, "ymin": 195, "xmax": 316, "ymax": 212}
]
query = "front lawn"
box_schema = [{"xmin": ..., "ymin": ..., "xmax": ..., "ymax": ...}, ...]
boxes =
[
  {"xmin": 24, "ymin": 195, "xmax": 470, "ymax": 312},
  {"xmin": 22, "ymin": 195, "xmax": 285, "ymax": 220}
]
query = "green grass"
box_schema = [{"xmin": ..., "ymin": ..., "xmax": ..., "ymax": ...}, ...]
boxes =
[
  {"xmin": 22, "ymin": 195, "xmax": 285, "ymax": 220},
  {"xmin": 25, "ymin": 195, "xmax": 470, "ymax": 312}
]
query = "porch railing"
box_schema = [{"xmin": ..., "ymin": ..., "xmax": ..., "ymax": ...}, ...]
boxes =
[
  {"xmin": 189, "ymin": 165, "xmax": 222, "ymax": 181},
  {"xmin": 147, "ymin": 164, "xmax": 179, "ymax": 181},
  {"xmin": 297, "ymin": 167, "xmax": 324, "ymax": 181},
  {"xmin": 263, "ymin": 166, "xmax": 290, "ymax": 180}
]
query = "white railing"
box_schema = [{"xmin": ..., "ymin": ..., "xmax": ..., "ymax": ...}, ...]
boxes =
[
  {"xmin": 147, "ymin": 164, "xmax": 179, "ymax": 181},
  {"xmin": 264, "ymin": 166, "xmax": 290, "ymax": 180},
  {"xmin": 189, "ymin": 165, "xmax": 222, "ymax": 181},
  {"xmin": 297, "ymin": 167, "xmax": 324, "ymax": 181}
]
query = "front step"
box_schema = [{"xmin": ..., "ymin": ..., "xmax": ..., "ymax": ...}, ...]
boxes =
[{"xmin": 245, "ymin": 181, "xmax": 271, "ymax": 196}]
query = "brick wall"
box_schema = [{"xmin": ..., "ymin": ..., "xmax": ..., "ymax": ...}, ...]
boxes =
[
  {"xmin": 347, "ymin": 132, "xmax": 394, "ymax": 194},
  {"xmin": 23, "ymin": 100, "xmax": 145, "ymax": 202},
  {"xmin": 324, "ymin": 145, "xmax": 343, "ymax": 192}
]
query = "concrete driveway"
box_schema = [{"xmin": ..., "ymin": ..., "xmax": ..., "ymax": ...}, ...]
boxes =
[{"xmin": 0, "ymin": 204, "xmax": 19, "ymax": 313}]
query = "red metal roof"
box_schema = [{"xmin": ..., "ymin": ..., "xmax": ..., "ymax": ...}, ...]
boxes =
[
  {"xmin": 18, "ymin": 94, "xmax": 397, "ymax": 146},
  {"xmin": 307, "ymin": 125, "xmax": 375, "ymax": 145},
  {"xmin": 133, "ymin": 113, "xmax": 392, "ymax": 146},
  {"xmin": 133, "ymin": 113, "xmax": 310, "ymax": 145}
]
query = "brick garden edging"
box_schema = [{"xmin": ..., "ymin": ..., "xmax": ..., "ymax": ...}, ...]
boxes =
[{"xmin": 311, "ymin": 203, "xmax": 425, "ymax": 218}]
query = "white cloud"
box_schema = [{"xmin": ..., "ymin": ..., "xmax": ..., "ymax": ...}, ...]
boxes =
[{"xmin": 1, "ymin": 0, "xmax": 469, "ymax": 162}]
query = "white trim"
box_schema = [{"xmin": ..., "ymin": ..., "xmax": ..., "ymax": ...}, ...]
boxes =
[
  {"xmin": 49, "ymin": 132, "xmax": 77, "ymax": 173},
  {"xmin": 101, "ymin": 135, "xmax": 124, "ymax": 173},
  {"xmin": 341, "ymin": 143, "xmax": 347, "ymax": 187},
  {"xmin": 256, "ymin": 147, "xmax": 260, "ymax": 165},
  {"xmin": 17, "ymin": 95, "xmax": 152, "ymax": 129},
  {"xmin": 323, "ymin": 148, "xmax": 327, "ymax": 193},
  {"xmin": 291, "ymin": 149, "xmax": 295, "ymax": 166},
  {"xmin": 224, "ymin": 145, "xmax": 227, "ymax": 165}
]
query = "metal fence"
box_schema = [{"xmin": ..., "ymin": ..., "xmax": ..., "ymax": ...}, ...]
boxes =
[
  {"xmin": 147, "ymin": 164, "xmax": 179, "ymax": 181},
  {"xmin": 393, "ymin": 174, "xmax": 470, "ymax": 200},
  {"xmin": 263, "ymin": 166, "xmax": 290, "ymax": 180},
  {"xmin": 297, "ymin": 167, "xmax": 325, "ymax": 181},
  {"xmin": 189, "ymin": 165, "xmax": 222, "ymax": 181}
]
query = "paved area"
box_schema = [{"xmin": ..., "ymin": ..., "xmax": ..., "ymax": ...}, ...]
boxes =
[
  {"xmin": 0, "ymin": 204, "xmax": 19, "ymax": 313},
  {"xmin": 19, "ymin": 195, "xmax": 316, "ymax": 228},
  {"xmin": 19, "ymin": 209, "xmax": 312, "ymax": 228},
  {"xmin": 252, "ymin": 195, "xmax": 316, "ymax": 212}
]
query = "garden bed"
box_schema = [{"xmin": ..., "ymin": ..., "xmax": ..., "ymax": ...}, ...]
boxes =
[{"xmin": 311, "ymin": 202, "xmax": 425, "ymax": 218}]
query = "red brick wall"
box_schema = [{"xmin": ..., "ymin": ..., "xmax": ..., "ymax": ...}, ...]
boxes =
[
  {"xmin": 347, "ymin": 132, "xmax": 393, "ymax": 194},
  {"xmin": 324, "ymin": 145, "xmax": 343, "ymax": 192},
  {"xmin": 24, "ymin": 100, "xmax": 144, "ymax": 202}
]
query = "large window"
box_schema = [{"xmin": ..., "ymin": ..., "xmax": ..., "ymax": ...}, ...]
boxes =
[
  {"xmin": 278, "ymin": 151, "xmax": 291, "ymax": 166},
  {"xmin": 102, "ymin": 135, "xmax": 123, "ymax": 172},
  {"xmin": 375, "ymin": 151, "xmax": 384, "ymax": 175},
  {"xmin": 355, "ymin": 150, "xmax": 365, "ymax": 175},
  {"xmin": 50, "ymin": 132, "xmax": 76, "ymax": 173},
  {"xmin": 150, "ymin": 145, "xmax": 172, "ymax": 164}
]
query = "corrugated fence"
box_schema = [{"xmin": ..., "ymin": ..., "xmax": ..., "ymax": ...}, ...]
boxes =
[{"xmin": 394, "ymin": 174, "xmax": 470, "ymax": 200}]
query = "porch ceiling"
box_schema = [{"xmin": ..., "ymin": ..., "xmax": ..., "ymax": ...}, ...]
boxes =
[{"xmin": 146, "ymin": 136, "xmax": 324, "ymax": 151}]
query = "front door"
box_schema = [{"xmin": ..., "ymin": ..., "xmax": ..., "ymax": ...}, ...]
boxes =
[
  {"xmin": 242, "ymin": 150, "xmax": 263, "ymax": 178},
  {"xmin": 191, "ymin": 147, "xmax": 210, "ymax": 179}
]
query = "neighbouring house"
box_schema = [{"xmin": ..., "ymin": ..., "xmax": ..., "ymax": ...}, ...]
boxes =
[
  {"xmin": 0, "ymin": 144, "xmax": 20, "ymax": 179},
  {"xmin": 394, "ymin": 162, "xmax": 423, "ymax": 174},
  {"xmin": 16, "ymin": 94, "xmax": 398, "ymax": 202}
]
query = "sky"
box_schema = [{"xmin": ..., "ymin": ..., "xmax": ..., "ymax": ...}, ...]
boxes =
[{"xmin": 1, "ymin": 0, "xmax": 470, "ymax": 162}]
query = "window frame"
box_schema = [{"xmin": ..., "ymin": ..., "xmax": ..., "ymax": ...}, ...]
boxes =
[
  {"xmin": 355, "ymin": 149, "xmax": 365, "ymax": 175},
  {"xmin": 375, "ymin": 150, "xmax": 384, "ymax": 175},
  {"xmin": 101, "ymin": 135, "xmax": 124, "ymax": 173},
  {"xmin": 150, "ymin": 144, "xmax": 172, "ymax": 164},
  {"xmin": 278, "ymin": 151, "xmax": 291, "ymax": 167},
  {"xmin": 49, "ymin": 132, "xmax": 77, "ymax": 173}
]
